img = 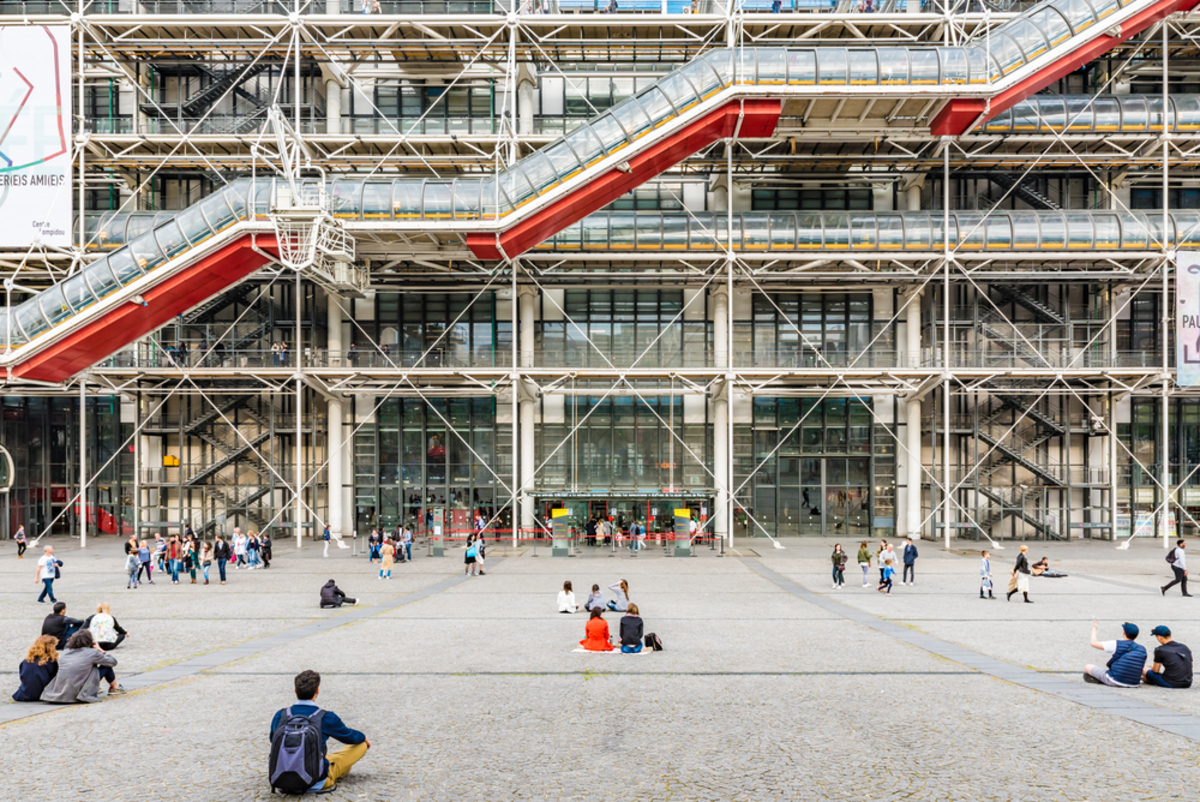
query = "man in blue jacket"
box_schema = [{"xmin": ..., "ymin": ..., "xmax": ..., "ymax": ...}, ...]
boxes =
[
  {"xmin": 270, "ymin": 670, "xmax": 371, "ymax": 792},
  {"xmin": 1084, "ymin": 621, "xmax": 1147, "ymax": 688},
  {"xmin": 902, "ymin": 537, "xmax": 918, "ymax": 586}
]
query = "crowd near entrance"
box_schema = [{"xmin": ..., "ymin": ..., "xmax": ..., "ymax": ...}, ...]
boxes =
[{"xmin": 537, "ymin": 495, "xmax": 711, "ymax": 543}]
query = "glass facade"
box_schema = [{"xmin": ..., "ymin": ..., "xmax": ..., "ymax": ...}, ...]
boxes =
[
  {"xmin": 0, "ymin": 396, "xmax": 131, "ymax": 539},
  {"xmin": 734, "ymin": 293, "xmax": 895, "ymax": 368},
  {"xmin": 735, "ymin": 398, "xmax": 892, "ymax": 538},
  {"xmin": 366, "ymin": 292, "xmax": 510, "ymax": 368},
  {"xmin": 353, "ymin": 397, "xmax": 510, "ymax": 536},
  {"xmin": 537, "ymin": 290, "xmax": 710, "ymax": 368},
  {"xmin": 536, "ymin": 393, "xmax": 711, "ymax": 494}
]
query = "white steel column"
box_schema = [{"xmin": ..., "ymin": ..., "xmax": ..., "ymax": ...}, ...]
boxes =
[
  {"xmin": 518, "ymin": 285, "xmax": 537, "ymax": 533},
  {"xmin": 906, "ymin": 290, "xmax": 923, "ymax": 539},
  {"xmin": 327, "ymin": 295, "xmax": 344, "ymax": 536},
  {"xmin": 1162, "ymin": 20, "xmax": 1171, "ymax": 549},
  {"xmin": 712, "ymin": 286, "xmax": 729, "ymax": 544},
  {"xmin": 517, "ymin": 62, "xmax": 537, "ymax": 136},
  {"xmin": 79, "ymin": 380, "xmax": 87, "ymax": 549},
  {"xmin": 325, "ymin": 78, "xmax": 341, "ymax": 135}
]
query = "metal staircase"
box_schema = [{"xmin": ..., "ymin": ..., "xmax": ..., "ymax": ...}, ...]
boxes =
[
  {"xmin": 985, "ymin": 173, "xmax": 1062, "ymax": 211},
  {"xmin": 975, "ymin": 486, "xmax": 1055, "ymax": 537},
  {"xmin": 182, "ymin": 396, "xmax": 276, "ymax": 529},
  {"xmin": 182, "ymin": 63, "xmax": 269, "ymax": 120},
  {"xmin": 991, "ymin": 285, "xmax": 1067, "ymax": 326}
]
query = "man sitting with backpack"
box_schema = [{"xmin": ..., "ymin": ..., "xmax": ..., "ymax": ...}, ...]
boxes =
[{"xmin": 269, "ymin": 670, "xmax": 370, "ymax": 794}]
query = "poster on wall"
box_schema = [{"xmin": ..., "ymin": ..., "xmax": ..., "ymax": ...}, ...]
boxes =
[
  {"xmin": 1179, "ymin": 251, "xmax": 1200, "ymax": 386},
  {"xmin": 0, "ymin": 25, "xmax": 71, "ymax": 248}
]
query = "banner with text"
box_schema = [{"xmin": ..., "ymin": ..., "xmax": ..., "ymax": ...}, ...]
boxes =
[
  {"xmin": 0, "ymin": 25, "xmax": 71, "ymax": 247},
  {"xmin": 1179, "ymin": 251, "xmax": 1200, "ymax": 386}
]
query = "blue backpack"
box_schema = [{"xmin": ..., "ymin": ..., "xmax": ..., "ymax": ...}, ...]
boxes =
[{"xmin": 269, "ymin": 707, "xmax": 326, "ymax": 794}]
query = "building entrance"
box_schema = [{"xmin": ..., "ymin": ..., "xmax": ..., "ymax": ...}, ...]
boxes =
[{"xmin": 536, "ymin": 494, "xmax": 712, "ymax": 542}]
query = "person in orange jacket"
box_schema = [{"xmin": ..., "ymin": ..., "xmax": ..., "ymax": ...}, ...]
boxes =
[{"xmin": 579, "ymin": 607, "xmax": 614, "ymax": 652}]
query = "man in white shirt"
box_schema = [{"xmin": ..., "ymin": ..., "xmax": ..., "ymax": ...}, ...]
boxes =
[
  {"xmin": 1162, "ymin": 539, "xmax": 1191, "ymax": 597},
  {"xmin": 35, "ymin": 545, "xmax": 60, "ymax": 604}
]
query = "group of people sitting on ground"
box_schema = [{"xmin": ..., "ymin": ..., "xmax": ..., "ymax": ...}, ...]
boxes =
[
  {"xmin": 1085, "ymin": 621, "xmax": 1193, "ymax": 690},
  {"xmin": 14, "ymin": 601, "xmax": 130, "ymax": 703},
  {"xmin": 558, "ymin": 579, "xmax": 661, "ymax": 653},
  {"xmin": 558, "ymin": 579, "xmax": 631, "ymax": 614}
]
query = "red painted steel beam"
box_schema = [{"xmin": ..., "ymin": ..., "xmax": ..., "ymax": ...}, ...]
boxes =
[
  {"xmin": 468, "ymin": 99, "xmax": 781, "ymax": 260},
  {"xmin": 12, "ymin": 235, "xmax": 277, "ymax": 383},
  {"xmin": 931, "ymin": 0, "xmax": 1200, "ymax": 136}
]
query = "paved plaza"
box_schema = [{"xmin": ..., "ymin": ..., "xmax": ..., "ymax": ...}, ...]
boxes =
[{"xmin": 2, "ymin": 536, "xmax": 1200, "ymax": 800}]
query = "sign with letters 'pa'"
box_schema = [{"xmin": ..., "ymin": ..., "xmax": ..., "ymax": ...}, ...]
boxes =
[{"xmin": 1179, "ymin": 252, "xmax": 1200, "ymax": 386}]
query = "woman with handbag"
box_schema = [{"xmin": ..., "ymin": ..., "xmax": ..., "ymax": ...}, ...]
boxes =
[
  {"xmin": 1007, "ymin": 544, "xmax": 1033, "ymax": 603},
  {"xmin": 200, "ymin": 541, "xmax": 213, "ymax": 585}
]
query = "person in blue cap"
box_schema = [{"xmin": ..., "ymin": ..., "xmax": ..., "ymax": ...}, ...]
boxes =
[
  {"xmin": 1084, "ymin": 621, "xmax": 1146, "ymax": 688},
  {"xmin": 1142, "ymin": 626, "xmax": 1193, "ymax": 689}
]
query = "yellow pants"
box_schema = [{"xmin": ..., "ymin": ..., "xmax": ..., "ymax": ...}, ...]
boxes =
[{"xmin": 323, "ymin": 742, "xmax": 368, "ymax": 788}]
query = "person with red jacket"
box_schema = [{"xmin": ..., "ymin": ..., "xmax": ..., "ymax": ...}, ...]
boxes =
[
  {"xmin": 167, "ymin": 535, "xmax": 183, "ymax": 585},
  {"xmin": 579, "ymin": 607, "xmax": 614, "ymax": 652}
]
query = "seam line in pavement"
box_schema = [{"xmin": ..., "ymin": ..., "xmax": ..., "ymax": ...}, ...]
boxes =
[
  {"xmin": 0, "ymin": 563, "xmax": 497, "ymax": 726},
  {"xmin": 744, "ymin": 558, "xmax": 1200, "ymax": 744}
]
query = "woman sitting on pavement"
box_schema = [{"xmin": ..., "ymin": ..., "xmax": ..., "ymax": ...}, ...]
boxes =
[
  {"xmin": 12, "ymin": 635, "xmax": 59, "ymax": 701},
  {"xmin": 84, "ymin": 602, "xmax": 129, "ymax": 651},
  {"xmin": 558, "ymin": 580, "xmax": 580, "ymax": 613},
  {"xmin": 584, "ymin": 584, "xmax": 605, "ymax": 611},
  {"xmin": 579, "ymin": 607, "xmax": 615, "ymax": 652},
  {"xmin": 40, "ymin": 629, "xmax": 124, "ymax": 703},
  {"xmin": 606, "ymin": 579, "xmax": 630, "ymax": 612},
  {"xmin": 619, "ymin": 603, "xmax": 644, "ymax": 654}
]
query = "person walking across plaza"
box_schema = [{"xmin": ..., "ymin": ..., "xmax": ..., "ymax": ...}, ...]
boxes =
[
  {"xmin": 261, "ymin": 531, "xmax": 273, "ymax": 567},
  {"xmin": 184, "ymin": 536, "xmax": 199, "ymax": 584},
  {"xmin": 402, "ymin": 525, "xmax": 412, "ymax": 563},
  {"xmin": 831, "ymin": 543, "xmax": 847, "ymax": 589},
  {"xmin": 269, "ymin": 670, "xmax": 370, "ymax": 794},
  {"xmin": 137, "ymin": 540, "xmax": 154, "ymax": 584},
  {"xmin": 1084, "ymin": 621, "xmax": 1146, "ymax": 688},
  {"xmin": 464, "ymin": 534, "xmax": 479, "ymax": 577},
  {"xmin": 857, "ymin": 540, "xmax": 871, "ymax": 587},
  {"xmin": 878, "ymin": 558, "xmax": 895, "ymax": 593},
  {"xmin": 1143, "ymin": 625, "xmax": 1193, "ymax": 688},
  {"xmin": 214, "ymin": 533, "xmax": 232, "ymax": 585},
  {"xmin": 323, "ymin": 524, "xmax": 332, "ymax": 557},
  {"xmin": 247, "ymin": 532, "xmax": 262, "ymax": 569},
  {"xmin": 902, "ymin": 537, "xmax": 918, "ymax": 586},
  {"xmin": 125, "ymin": 549, "xmax": 139, "ymax": 590},
  {"xmin": 1162, "ymin": 539, "xmax": 1191, "ymax": 596},
  {"xmin": 35, "ymin": 545, "xmax": 62, "ymax": 604},
  {"xmin": 979, "ymin": 550, "xmax": 995, "ymax": 599},
  {"xmin": 15, "ymin": 524, "xmax": 27, "ymax": 558},
  {"xmin": 1007, "ymin": 544, "xmax": 1033, "ymax": 603},
  {"xmin": 167, "ymin": 535, "xmax": 182, "ymax": 585},
  {"xmin": 200, "ymin": 540, "xmax": 213, "ymax": 585}
]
